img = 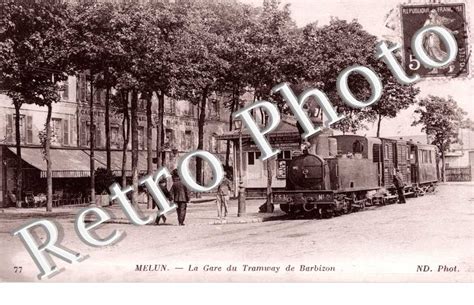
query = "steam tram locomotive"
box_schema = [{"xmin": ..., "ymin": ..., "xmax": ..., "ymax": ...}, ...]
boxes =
[{"xmin": 272, "ymin": 131, "xmax": 438, "ymax": 217}]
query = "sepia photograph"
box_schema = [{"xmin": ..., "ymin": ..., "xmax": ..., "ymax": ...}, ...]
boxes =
[{"xmin": 0, "ymin": 0, "xmax": 472, "ymax": 286}]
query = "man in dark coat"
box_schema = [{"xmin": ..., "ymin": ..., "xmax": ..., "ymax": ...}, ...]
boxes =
[
  {"xmin": 393, "ymin": 168, "xmax": 406, "ymax": 204},
  {"xmin": 154, "ymin": 180, "xmax": 171, "ymax": 225},
  {"xmin": 170, "ymin": 174, "xmax": 190, "ymax": 226}
]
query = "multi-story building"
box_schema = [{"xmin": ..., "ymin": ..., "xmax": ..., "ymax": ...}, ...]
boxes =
[{"xmin": 0, "ymin": 75, "xmax": 230, "ymax": 207}]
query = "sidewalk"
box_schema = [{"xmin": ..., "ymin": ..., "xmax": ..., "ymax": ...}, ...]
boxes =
[{"xmin": 0, "ymin": 197, "xmax": 285, "ymax": 226}]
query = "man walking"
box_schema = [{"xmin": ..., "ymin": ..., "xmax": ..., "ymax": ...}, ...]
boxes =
[
  {"xmin": 393, "ymin": 168, "xmax": 406, "ymax": 204},
  {"xmin": 216, "ymin": 174, "xmax": 232, "ymax": 219},
  {"xmin": 170, "ymin": 173, "xmax": 190, "ymax": 226},
  {"xmin": 154, "ymin": 179, "xmax": 171, "ymax": 225}
]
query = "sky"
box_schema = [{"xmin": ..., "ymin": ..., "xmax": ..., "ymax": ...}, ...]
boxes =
[{"xmin": 240, "ymin": 0, "xmax": 474, "ymax": 137}]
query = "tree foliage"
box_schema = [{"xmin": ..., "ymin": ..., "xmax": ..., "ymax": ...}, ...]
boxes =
[
  {"xmin": 413, "ymin": 96, "xmax": 466, "ymax": 152},
  {"xmin": 412, "ymin": 95, "xmax": 467, "ymax": 181}
]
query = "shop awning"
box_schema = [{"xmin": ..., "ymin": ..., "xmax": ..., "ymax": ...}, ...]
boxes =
[
  {"xmin": 90, "ymin": 150, "xmax": 149, "ymax": 176},
  {"xmin": 8, "ymin": 147, "xmax": 152, "ymax": 178},
  {"xmin": 217, "ymin": 118, "xmax": 302, "ymax": 141},
  {"xmin": 8, "ymin": 147, "xmax": 91, "ymax": 178}
]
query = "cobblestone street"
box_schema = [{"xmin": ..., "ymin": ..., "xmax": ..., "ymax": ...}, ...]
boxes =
[{"xmin": 1, "ymin": 183, "xmax": 472, "ymax": 282}]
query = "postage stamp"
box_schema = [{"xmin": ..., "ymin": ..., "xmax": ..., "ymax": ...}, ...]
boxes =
[{"xmin": 400, "ymin": 3, "xmax": 470, "ymax": 78}]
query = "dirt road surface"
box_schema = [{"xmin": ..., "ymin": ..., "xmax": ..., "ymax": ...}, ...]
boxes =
[{"xmin": 1, "ymin": 184, "xmax": 472, "ymax": 282}]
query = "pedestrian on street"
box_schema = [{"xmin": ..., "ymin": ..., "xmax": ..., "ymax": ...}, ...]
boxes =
[
  {"xmin": 153, "ymin": 179, "xmax": 171, "ymax": 225},
  {"xmin": 170, "ymin": 173, "xmax": 190, "ymax": 226},
  {"xmin": 393, "ymin": 168, "xmax": 406, "ymax": 204},
  {"xmin": 216, "ymin": 174, "xmax": 232, "ymax": 219}
]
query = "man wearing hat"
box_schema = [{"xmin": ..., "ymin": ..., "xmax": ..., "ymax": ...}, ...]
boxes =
[{"xmin": 393, "ymin": 168, "xmax": 406, "ymax": 204}]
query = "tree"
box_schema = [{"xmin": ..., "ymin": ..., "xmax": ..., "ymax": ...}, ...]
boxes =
[
  {"xmin": 244, "ymin": 0, "xmax": 299, "ymax": 212},
  {"xmin": 139, "ymin": 1, "xmax": 188, "ymax": 170},
  {"xmin": 215, "ymin": 2, "xmax": 258, "ymax": 167},
  {"xmin": 412, "ymin": 96, "xmax": 467, "ymax": 182},
  {"xmin": 69, "ymin": 0, "xmax": 127, "ymax": 204},
  {"xmin": 299, "ymin": 19, "xmax": 379, "ymax": 133},
  {"xmin": 174, "ymin": 0, "xmax": 231, "ymax": 187},
  {"xmin": 0, "ymin": 0, "xmax": 70, "ymax": 211},
  {"xmin": 367, "ymin": 50, "xmax": 420, "ymax": 137},
  {"xmin": 133, "ymin": 1, "xmax": 188, "ymax": 207},
  {"xmin": 113, "ymin": 1, "xmax": 160, "ymax": 206}
]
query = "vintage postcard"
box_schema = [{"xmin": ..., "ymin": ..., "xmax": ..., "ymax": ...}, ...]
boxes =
[{"xmin": 0, "ymin": 0, "xmax": 472, "ymax": 283}]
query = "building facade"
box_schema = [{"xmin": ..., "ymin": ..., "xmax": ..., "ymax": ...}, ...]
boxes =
[{"xmin": 0, "ymin": 75, "xmax": 230, "ymax": 207}]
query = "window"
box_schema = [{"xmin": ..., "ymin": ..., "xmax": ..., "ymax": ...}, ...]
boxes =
[
  {"xmin": 51, "ymin": 118, "xmax": 70, "ymax": 146},
  {"xmin": 164, "ymin": 98, "xmax": 176, "ymax": 114},
  {"xmin": 384, "ymin": 144, "xmax": 390, "ymax": 160},
  {"xmin": 209, "ymin": 100, "xmax": 219, "ymax": 118},
  {"xmin": 63, "ymin": 119, "xmax": 69, "ymax": 146},
  {"xmin": 164, "ymin": 128, "xmax": 174, "ymax": 149},
  {"xmin": 277, "ymin": 151, "xmax": 291, "ymax": 160},
  {"xmin": 210, "ymin": 134, "xmax": 219, "ymax": 153},
  {"xmin": 51, "ymin": 118, "xmax": 63, "ymax": 145},
  {"xmin": 95, "ymin": 124, "xmax": 102, "ymax": 148},
  {"xmin": 184, "ymin": 130, "xmax": 193, "ymax": 150},
  {"xmin": 276, "ymin": 151, "xmax": 291, "ymax": 179},
  {"xmin": 94, "ymin": 89, "xmax": 103, "ymax": 105},
  {"xmin": 183, "ymin": 103, "xmax": 194, "ymax": 117},
  {"xmin": 60, "ymin": 80, "xmax": 69, "ymax": 101},
  {"xmin": 81, "ymin": 122, "xmax": 100, "ymax": 147},
  {"xmin": 420, "ymin": 150, "xmax": 429, "ymax": 163},
  {"xmin": 77, "ymin": 73, "xmax": 88, "ymax": 102},
  {"xmin": 138, "ymin": 126, "xmax": 145, "ymax": 150},
  {"xmin": 247, "ymin": 152, "xmax": 261, "ymax": 165},
  {"xmin": 372, "ymin": 144, "xmax": 381, "ymax": 163},
  {"xmin": 5, "ymin": 114, "xmax": 33, "ymax": 144},
  {"xmin": 248, "ymin": 152, "xmax": 255, "ymax": 165},
  {"xmin": 111, "ymin": 126, "xmax": 120, "ymax": 149},
  {"xmin": 80, "ymin": 122, "xmax": 89, "ymax": 146},
  {"xmin": 353, "ymin": 140, "xmax": 364, "ymax": 154}
]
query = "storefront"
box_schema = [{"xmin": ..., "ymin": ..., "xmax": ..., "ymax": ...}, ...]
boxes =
[
  {"xmin": 217, "ymin": 119, "xmax": 304, "ymax": 198},
  {"xmin": 0, "ymin": 145, "xmax": 148, "ymax": 207}
]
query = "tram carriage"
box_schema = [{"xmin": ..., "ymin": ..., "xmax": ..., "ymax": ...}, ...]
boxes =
[{"xmin": 273, "ymin": 132, "xmax": 438, "ymax": 217}]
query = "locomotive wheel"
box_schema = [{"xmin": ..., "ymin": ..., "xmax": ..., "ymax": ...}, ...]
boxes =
[
  {"xmin": 342, "ymin": 199, "xmax": 351, "ymax": 214},
  {"xmin": 323, "ymin": 210, "xmax": 334, "ymax": 219},
  {"xmin": 280, "ymin": 204, "xmax": 290, "ymax": 213}
]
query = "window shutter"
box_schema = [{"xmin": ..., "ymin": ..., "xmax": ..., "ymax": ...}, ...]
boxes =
[
  {"xmin": 6, "ymin": 114, "xmax": 13, "ymax": 143},
  {"xmin": 77, "ymin": 75, "xmax": 83, "ymax": 101},
  {"xmin": 80, "ymin": 123, "xmax": 86, "ymax": 146},
  {"xmin": 95, "ymin": 125, "xmax": 101, "ymax": 148},
  {"xmin": 26, "ymin": 116, "xmax": 33, "ymax": 144},
  {"xmin": 62, "ymin": 79, "xmax": 69, "ymax": 100},
  {"xmin": 63, "ymin": 119, "xmax": 69, "ymax": 146}
]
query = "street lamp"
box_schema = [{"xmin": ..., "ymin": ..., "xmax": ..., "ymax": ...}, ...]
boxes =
[{"xmin": 234, "ymin": 119, "xmax": 246, "ymax": 217}]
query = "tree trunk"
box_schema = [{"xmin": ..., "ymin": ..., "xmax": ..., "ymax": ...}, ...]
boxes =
[
  {"xmin": 156, "ymin": 92, "xmax": 165, "ymax": 168},
  {"xmin": 146, "ymin": 94, "xmax": 153, "ymax": 209},
  {"xmin": 131, "ymin": 90, "xmax": 139, "ymax": 206},
  {"xmin": 196, "ymin": 87, "xmax": 208, "ymax": 187},
  {"xmin": 121, "ymin": 91, "xmax": 130, "ymax": 187},
  {"xmin": 266, "ymin": 157, "xmax": 273, "ymax": 212},
  {"xmin": 105, "ymin": 86, "xmax": 111, "ymax": 171},
  {"xmin": 376, "ymin": 113, "xmax": 382, "ymax": 138},
  {"xmin": 225, "ymin": 93, "xmax": 238, "ymax": 168},
  {"xmin": 441, "ymin": 151, "xmax": 446, "ymax": 182},
  {"xmin": 89, "ymin": 75, "xmax": 95, "ymax": 205},
  {"xmin": 14, "ymin": 102, "xmax": 22, "ymax": 208},
  {"xmin": 45, "ymin": 104, "xmax": 53, "ymax": 212}
]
